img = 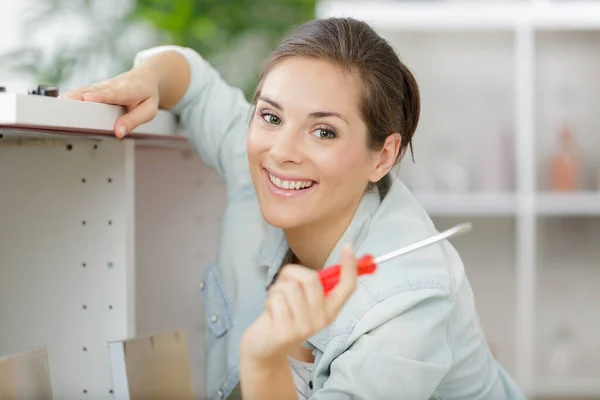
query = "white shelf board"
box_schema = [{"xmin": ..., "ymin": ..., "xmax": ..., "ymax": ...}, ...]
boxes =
[
  {"xmin": 535, "ymin": 378, "xmax": 600, "ymax": 397},
  {"xmin": 316, "ymin": 1, "xmax": 521, "ymax": 31},
  {"xmin": 0, "ymin": 93, "xmax": 186, "ymax": 143},
  {"xmin": 532, "ymin": 2, "xmax": 600, "ymax": 30},
  {"xmin": 316, "ymin": 1, "xmax": 600, "ymax": 31},
  {"xmin": 413, "ymin": 192, "xmax": 517, "ymax": 216},
  {"xmin": 536, "ymin": 192, "xmax": 600, "ymax": 216}
]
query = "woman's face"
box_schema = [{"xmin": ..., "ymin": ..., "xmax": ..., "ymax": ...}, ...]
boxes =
[{"xmin": 246, "ymin": 56, "xmax": 396, "ymax": 230}]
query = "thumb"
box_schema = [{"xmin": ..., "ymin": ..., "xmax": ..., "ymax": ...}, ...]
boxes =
[
  {"xmin": 113, "ymin": 97, "xmax": 158, "ymax": 139},
  {"xmin": 325, "ymin": 244, "xmax": 358, "ymax": 317}
]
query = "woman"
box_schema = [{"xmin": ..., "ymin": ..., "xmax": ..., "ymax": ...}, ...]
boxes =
[{"xmin": 62, "ymin": 17, "xmax": 525, "ymax": 400}]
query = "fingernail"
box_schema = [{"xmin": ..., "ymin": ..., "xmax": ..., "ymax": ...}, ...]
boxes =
[{"xmin": 118, "ymin": 125, "xmax": 126, "ymax": 137}]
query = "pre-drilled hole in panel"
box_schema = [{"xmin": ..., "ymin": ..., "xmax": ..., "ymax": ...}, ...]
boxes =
[
  {"xmin": 83, "ymin": 389, "xmax": 87, "ymax": 394},
  {"xmin": 108, "ymin": 220, "xmax": 112, "ymax": 225},
  {"xmin": 108, "ymin": 177, "xmax": 112, "ymax": 183},
  {"xmin": 93, "ymin": 144, "xmax": 98, "ymax": 149},
  {"xmin": 83, "ymin": 347, "xmax": 87, "ymax": 352},
  {"xmin": 66, "ymin": 144, "xmax": 73, "ymax": 151},
  {"xmin": 82, "ymin": 263, "xmax": 86, "ymax": 268},
  {"xmin": 82, "ymin": 220, "xmax": 86, "ymax": 225},
  {"xmin": 82, "ymin": 305, "xmax": 87, "ymax": 310},
  {"xmin": 81, "ymin": 178, "xmax": 86, "ymax": 183},
  {"xmin": 109, "ymin": 305, "xmax": 113, "ymax": 310},
  {"xmin": 107, "ymin": 262, "xmax": 113, "ymax": 268}
]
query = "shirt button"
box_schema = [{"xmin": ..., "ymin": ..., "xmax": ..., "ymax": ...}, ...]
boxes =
[
  {"xmin": 210, "ymin": 314, "xmax": 218, "ymax": 323},
  {"xmin": 199, "ymin": 281, "xmax": 205, "ymax": 291},
  {"xmin": 217, "ymin": 389, "xmax": 224, "ymax": 398}
]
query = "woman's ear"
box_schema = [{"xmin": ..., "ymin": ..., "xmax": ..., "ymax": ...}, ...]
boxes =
[{"xmin": 368, "ymin": 133, "xmax": 401, "ymax": 183}]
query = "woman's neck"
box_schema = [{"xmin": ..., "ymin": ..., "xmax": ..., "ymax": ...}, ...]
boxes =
[{"xmin": 283, "ymin": 198, "xmax": 361, "ymax": 271}]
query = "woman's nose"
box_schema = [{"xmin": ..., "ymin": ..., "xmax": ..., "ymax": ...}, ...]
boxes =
[{"xmin": 269, "ymin": 128, "xmax": 304, "ymax": 165}]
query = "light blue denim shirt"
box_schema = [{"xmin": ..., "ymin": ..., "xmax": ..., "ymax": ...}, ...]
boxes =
[{"xmin": 135, "ymin": 46, "xmax": 526, "ymax": 400}]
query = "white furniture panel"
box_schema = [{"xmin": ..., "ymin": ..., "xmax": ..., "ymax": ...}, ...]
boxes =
[
  {"xmin": 0, "ymin": 136, "xmax": 134, "ymax": 399},
  {"xmin": 0, "ymin": 92, "xmax": 216, "ymax": 399},
  {"xmin": 134, "ymin": 144, "xmax": 226, "ymax": 394}
]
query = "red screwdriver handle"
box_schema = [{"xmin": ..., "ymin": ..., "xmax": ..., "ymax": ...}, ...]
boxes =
[{"xmin": 319, "ymin": 254, "xmax": 376, "ymax": 295}]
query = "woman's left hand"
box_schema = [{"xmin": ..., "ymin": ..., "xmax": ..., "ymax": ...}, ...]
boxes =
[{"xmin": 241, "ymin": 244, "xmax": 358, "ymax": 362}]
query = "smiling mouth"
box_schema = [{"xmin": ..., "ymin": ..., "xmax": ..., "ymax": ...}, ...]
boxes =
[{"xmin": 266, "ymin": 170, "xmax": 316, "ymax": 190}]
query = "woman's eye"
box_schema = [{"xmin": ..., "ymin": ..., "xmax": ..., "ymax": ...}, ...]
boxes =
[
  {"xmin": 262, "ymin": 113, "xmax": 281, "ymax": 125},
  {"xmin": 313, "ymin": 128, "xmax": 336, "ymax": 139}
]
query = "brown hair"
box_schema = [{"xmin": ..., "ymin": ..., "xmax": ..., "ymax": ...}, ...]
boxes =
[{"xmin": 252, "ymin": 17, "xmax": 420, "ymax": 198}]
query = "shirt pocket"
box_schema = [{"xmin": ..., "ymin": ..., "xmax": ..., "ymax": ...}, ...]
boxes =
[{"xmin": 199, "ymin": 260, "xmax": 232, "ymax": 350}]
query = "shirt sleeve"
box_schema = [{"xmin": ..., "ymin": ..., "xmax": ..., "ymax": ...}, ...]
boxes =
[
  {"xmin": 134, "ymin": 45, "xmax": 253, "ymax": 195},
  {"xmin": 311, "ymin": 288, "xmax": 453, "ymax": 400}
]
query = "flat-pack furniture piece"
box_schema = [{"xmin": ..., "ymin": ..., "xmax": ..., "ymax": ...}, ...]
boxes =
[
  {"xmin": 108, "ymin": 331, "xmax": 195, "ymax": 400},
  {"xmin": 0, "ymin": 347, "xmax": 53, "ymax": 400},
  {"xmin": 0, "ymin": 90, "xmax": 227, "ymax": 398}
]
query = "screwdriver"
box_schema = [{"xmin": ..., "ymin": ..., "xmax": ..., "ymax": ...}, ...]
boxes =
[{"xmin": 320, "ymin": 222, "xmax": 473, "ymax": 295}]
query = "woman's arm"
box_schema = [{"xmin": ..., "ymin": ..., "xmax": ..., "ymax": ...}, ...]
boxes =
[
  {"xmin": 62, "ymin": 45, "xmax": 252, "ymax": 195},
  {"xmin": 239, "ymin": 352, "xmax": 297, "ymax": 400},
  {"xmin": 61, "ymin": 48, "xmax": 191, "ymax": 134},
  {"xmin": 135, "ymin": 49, "xmax": 190, "ymax": 110},
  {"xmin": 148, "ymin": 46, "xmax": 252, "ymax": 194}
]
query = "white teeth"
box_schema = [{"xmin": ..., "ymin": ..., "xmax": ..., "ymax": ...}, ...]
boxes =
[{"xmin": 269, "ymin": 173, "xmax": 313, "ymax": 190}]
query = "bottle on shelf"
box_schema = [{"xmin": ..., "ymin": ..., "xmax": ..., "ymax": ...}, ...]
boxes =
[{"xmin": 550, "ymin": 124, "xmax": 582, "ymax": 192}]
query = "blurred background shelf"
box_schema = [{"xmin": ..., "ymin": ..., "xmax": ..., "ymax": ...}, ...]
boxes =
[
  {"xmin": 413, "ymin": 192, "xmax": 600, "ymax": 216},
  {"xmin": 317, "ymin": 1, "xmax": 600, "ymax": 31},
  {"xmin": 317, "ymin": 1, "xmax": 600, "ymax": 398},
  {"xmin": 414, "ymin": 192, "xmax": 517, "ymax": 216},
  {"xmin": 317, "ymin": 1, "xmax": 519, "ymax": 31},
  {"xmin": 536, "ymin": 192, "xmax": 600, "ymax": 215},
  {"xmin": 535, "ymin": 378, "xmax": 600, "ymax": 397}
]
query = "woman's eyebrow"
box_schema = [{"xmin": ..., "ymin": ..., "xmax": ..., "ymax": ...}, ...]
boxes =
[
  {"xmin": 257, "ymin": 96, "xmax": 349, "ymax": 126},
  {"xmin": 257, "ymin": 96, "xmax": 282, "ymax": 110},
  {"xmin": 308, "ymin": 111, "xmax": 349, "ymax": 126}
]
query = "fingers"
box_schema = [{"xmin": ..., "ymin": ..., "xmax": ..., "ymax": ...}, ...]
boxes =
[
  {"xmin": 264, "ymin": 246, "xmax": 358, "ymax": 345},
  {"xmin": 58, "ymin": 71, "xmax": 158, "ymax": 139},
  {"xmin": 114, "ymin": 97, "xmax": 158, "ymax": 138},
  {"xmin": 265, "ymin": 291, "xmax": 293, "ymax": 339},
  {"xmin": 278, "ymin": 266, "xmax": 326, "ymax": 327},
  {"xmin": 272, "ymin": 282, "xmax": 313, "ymax": 336},
  {"xmin": 83, "ymin": 86, "xmax": 145, "ymax": 106},
  {"xmin": 325, "ymin": 244, "xmax": 358, "ymax": 317},
  {"xmin": 59, "ymin": 83, "xmax": 106, "ymax": 101}
]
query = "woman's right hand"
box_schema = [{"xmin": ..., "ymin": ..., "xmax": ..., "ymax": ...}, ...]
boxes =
[{"xmin": 59, "ymin": 65, "xmax": 161, "ymax": 139}]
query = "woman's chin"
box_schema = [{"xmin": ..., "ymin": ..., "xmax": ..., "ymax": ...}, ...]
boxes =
[{"xmin": 259, "ymin": 206, "xmax": 305, "ymax": 230}]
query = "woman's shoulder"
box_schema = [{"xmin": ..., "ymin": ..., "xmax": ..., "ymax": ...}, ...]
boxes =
[
  {"xmin": 326, "ymin": 179, "xmax": 469, "ymax": 338},
  {"xmin": 358, "ymin": 180, "xmax": 463, "ymax": 297}
]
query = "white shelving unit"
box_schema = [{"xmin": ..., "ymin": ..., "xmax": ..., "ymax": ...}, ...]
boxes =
[
  {"xmin": 0, "ymin": 93, "xmax": 225, "ymax": 398},
  {"xmin": 317, "ymin": 1, "xmax": 600, "ymax": 399}
]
